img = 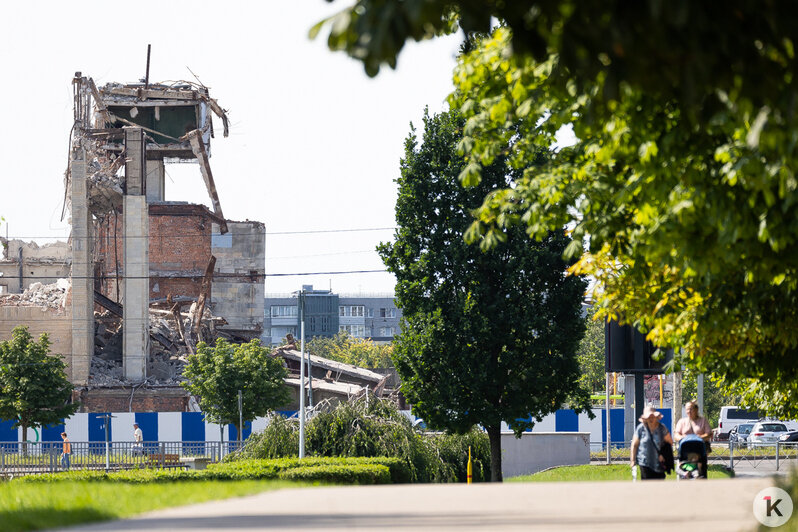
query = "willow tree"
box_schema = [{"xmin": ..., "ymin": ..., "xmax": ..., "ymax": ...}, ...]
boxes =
[{"xmin": 379, "ymin": 109, "xmax": 589, "ymax": 481}]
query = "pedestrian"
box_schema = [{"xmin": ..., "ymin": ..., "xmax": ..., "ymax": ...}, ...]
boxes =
[
  {"xmin": 60, "ymin": 432, "xmax": 71, "ymax": 470},
  {"xmin": 630, "ymin": 404, "xmax": 673, "ymax": 479},
  {"xmin": 673, "ymin": 400, "xmax": 712, "ymax": 478},
  {"xmin": 133, "ymin": 423, "xmax": 144, "ymax": 457}
]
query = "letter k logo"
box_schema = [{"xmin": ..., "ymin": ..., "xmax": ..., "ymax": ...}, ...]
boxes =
[{"xmin": 764, "ymin": 496, "xmax": 783, "ymax": 517}]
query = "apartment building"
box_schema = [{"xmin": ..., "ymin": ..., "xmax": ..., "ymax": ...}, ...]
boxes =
[{"xmin": 263, "ymin": 285, "xmax": 401, "ymax": 345}]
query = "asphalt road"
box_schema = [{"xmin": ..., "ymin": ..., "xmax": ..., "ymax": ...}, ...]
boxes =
[{"xmin": 59, "ymin": 477, "xmax": 774, "ymax": 532}]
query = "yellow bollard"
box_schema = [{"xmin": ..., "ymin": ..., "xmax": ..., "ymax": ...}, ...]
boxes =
[{"xmin": 467, "ymin": 445, "xmax": 473, "ymax": 484}]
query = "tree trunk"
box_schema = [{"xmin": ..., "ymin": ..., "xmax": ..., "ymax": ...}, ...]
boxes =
[
  {"xmin": 22, "ymin": 424, "xmax": 28, "ymax": 457},
  {"xmin": 487, "ymin": 424, "xmax": 503, "ymax": 482}
]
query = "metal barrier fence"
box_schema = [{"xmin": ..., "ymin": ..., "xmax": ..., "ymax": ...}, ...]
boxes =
[
  {"xmin": 0, "ymin": 441, "xmax": 246, "ymax": 477},
  {"xmin": 590, "ymin": 441, "xmax": 798, "ymax": 471}
]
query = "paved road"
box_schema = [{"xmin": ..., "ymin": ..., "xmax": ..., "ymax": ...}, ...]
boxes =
[{"xmin": 60, "ymin": 477, "xmax": 774, "ymax": 532}]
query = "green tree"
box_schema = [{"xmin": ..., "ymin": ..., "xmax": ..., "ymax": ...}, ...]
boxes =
[
  {"xmin": 0, "ymin": 326, "xmax": 79, "ymax": 444},
  {"xmin": 443, "ymin": 27, "xmax": 798, "ymax": 418},
  {"xmin": 182, "ymin": 339, "xmax": 290, "ymax": 440},
  {"xmin": 317, "ymin": 3, "xmax": 798, "ymax": 418},
  {"xmin": 307, "ymin": 331, "xmax": 394, "ymax": 369},
  {"xmin": 379, "ymin": 109, "xmax": 589, "ymax": 482},
  {"xmin": 680, "ymin": 370, "xmax": 738, "ymax": 429},
  {"xmin": 576, "ymin": 306, "xmax": 604, "ymax": 394}
]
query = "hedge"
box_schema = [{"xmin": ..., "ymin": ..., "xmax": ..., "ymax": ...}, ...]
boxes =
[{"xmin": 278, "ymin": 464, "xmax": 391, "ymax": 485}]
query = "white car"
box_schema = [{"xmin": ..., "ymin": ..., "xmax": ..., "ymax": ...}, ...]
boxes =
[{"xmin": 748, "ymin": 422, "xmax": 789, "ymax": 444}]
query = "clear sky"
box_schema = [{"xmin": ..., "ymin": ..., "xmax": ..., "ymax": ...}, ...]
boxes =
[{"xmin": 0, "ymin": 1, "xmax": 463, "ymax": 296}]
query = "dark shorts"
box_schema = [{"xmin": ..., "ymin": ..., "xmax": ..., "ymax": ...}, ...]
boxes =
[{"xmin": 640, "ymin": 465, "xmax": 666, "ymax": 479}]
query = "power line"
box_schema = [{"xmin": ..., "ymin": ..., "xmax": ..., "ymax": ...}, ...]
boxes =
[{"xmin": 1, "ymin": 227, "xmax": 397, "ymax": 240}]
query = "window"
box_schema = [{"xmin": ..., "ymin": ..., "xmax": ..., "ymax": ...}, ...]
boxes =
[
  {"xmin": 379, "ymin": 308, "xmax": 396, "ymax": 318},
  {"xmin": 339, "ymin": 324, "xmax": 366, "ymax": 338},
  {"xmin": 338, "ymin": 305, "xmax": 364, "ymax": 317},
  {"xmin": 379, "ymin": 326, "xmax": 395, "ymax": 337},
  {"xmin": 271, "ymin": 305, "xmax": 297, "ymax": 318},
  {"xmin": 366, "ymin": 307, "xmax": 374, "ymax": 318}
]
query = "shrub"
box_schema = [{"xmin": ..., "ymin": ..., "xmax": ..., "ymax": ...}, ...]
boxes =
[
  {"xmin": 278, "ymin": 464, "xmax": 391, "ymax": 485},
  {"xmin": 233, "ymin": 396, "xmax": 491, "ymax": 483}
]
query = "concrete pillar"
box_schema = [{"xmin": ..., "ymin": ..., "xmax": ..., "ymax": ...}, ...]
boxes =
[
  {"xmin": 673, "ymin": 370, "xmax": 683, "ymax": 431},
  {"xmin": 624, "ymin": 373, "xmax": 635, "ymax": 443},
  {"xmin": 123, "ymin": 128, "xmax": 149, "ymax": 382},
  {"xmin": 145, "ymin": 160, "xmax": 165, "ymax": 202},
  {"xmin": 69, "ymin": 148, "xmax": 93, "ymax": 385}
]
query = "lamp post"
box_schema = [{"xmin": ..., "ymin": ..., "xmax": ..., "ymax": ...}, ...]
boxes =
[{"xmin": 299, "ymin": 288, "xmax": 306, "ymax": 459}]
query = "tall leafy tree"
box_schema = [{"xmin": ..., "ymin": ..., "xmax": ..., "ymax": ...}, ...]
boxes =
[
  {"xmin": 379, "ymin": 109, "xmax": 589, "ymax": 481},
  {"xmin": 182, "ymin": 339, "xmax": 290, "ymax": 440},
  {"xmin": 0, "ymin": 326, "xmax": 79, "ymax": 444},
  {"xmin": 575, "ymin": 306, "xmax": 605, "ymax": 394}
]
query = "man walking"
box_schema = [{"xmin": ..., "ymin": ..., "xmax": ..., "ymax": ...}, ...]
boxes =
[
  {"xmin": 133, "ymin": 423, "xmax": 144, "ymax": 457},
  {"xmin": 60, "ymin": 432, "xmax": 71, "ymax": 470}
]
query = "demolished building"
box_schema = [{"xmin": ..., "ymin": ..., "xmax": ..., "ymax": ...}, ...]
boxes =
[{"xmin": 0, "ymin": 72, "xmax": 265, "ymax": 412}]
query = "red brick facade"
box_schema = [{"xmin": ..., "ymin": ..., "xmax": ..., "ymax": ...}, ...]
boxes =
[
  {"xmin": 73, "ymin": 387, "xmax": 190, "ymax": 413},
  {"xmin": 95, "ymin": 203, "xmax": 218, "ymax": 303}
]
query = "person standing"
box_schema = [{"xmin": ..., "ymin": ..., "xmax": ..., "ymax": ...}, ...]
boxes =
[
  {"xmin": 630, "ymin": 404, "xmax": 673, "ymax": 479},
  {"xmin": 133, "ymin": 423, "xmax": 144, "ymax": 457},
  {"xmin": 60, "ymin": 432, "xmax": 71, "ymax": 470},
  {"xmin": 673, "ymin": 400, "xmax": 712, "ymax": 478}
]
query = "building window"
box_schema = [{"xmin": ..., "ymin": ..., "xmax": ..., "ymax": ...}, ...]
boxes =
[
  {"xmin": 366, "ymin": 307, "xmax": 374, "ymax": 318},
  {"xmin": 379, "ymin": 327, "xmax": 396, "ymax": 337},
  {"xmin": 379, "ymin": 308, "xmax": 396, "ymax": 318},
  {"xmin": 339, "ymin": 305, "xmax": 364, "ymax": 317},
  {"xmin": 271, "ymin": 305, "xmax": 297, "ymax": 318},
  {"xmin": 339, "ymin": 324, "xmax": 366, "ymax": 338}
]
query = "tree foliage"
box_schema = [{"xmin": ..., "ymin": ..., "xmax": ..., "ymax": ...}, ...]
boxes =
[
  {"xmin": 0, "ymin": 326, "xmax": 78, "ymax": 442},
  {"xmin": 318, "ymin": 3, "xmax": 798, "ymax": 417},
  {"xmin": 445, "ymin": 27, "xmax": 798, "ymax": 417},
  {"xmin": 307, "ymin": 331, "xmax": 393, "ymax": 369},
  {"xmin": 315, "ymin": 0, "xmax": 797, "ymax": 116},
  {"xmin": 182, "ymin": 339, "xmax": 290, "ymax": 439},
  {"xmin": 379, "ymin": 109, "xmax": 589, "ymax": 481},
  {"xmin": 576, "ymin": 306, "xmax": 604, "ymax": 394}
]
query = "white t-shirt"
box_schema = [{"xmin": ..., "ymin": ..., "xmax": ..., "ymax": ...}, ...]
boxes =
[{"xmin": 134, "ymin": 427, "xmax": 143, "ymax": 443}]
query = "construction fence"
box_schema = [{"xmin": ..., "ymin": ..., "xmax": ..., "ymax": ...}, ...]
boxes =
[{"xmin": 0, "ymin": 440, "xmax": 246, "ymax": 477}]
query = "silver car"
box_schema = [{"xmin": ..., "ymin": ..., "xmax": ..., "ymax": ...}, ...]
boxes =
[
  {"xmin": 748, "ymin": 422, "xmax": 789, "ymax": 444},
  {"xmin": 728, "ymin": 423, "xmax": 755, "ymax": 447}
]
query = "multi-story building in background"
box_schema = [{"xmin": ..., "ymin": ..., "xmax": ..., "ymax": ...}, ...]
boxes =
[{"xmin": 263, "ymin": 285, "xmax": 401, "ymax": 345}]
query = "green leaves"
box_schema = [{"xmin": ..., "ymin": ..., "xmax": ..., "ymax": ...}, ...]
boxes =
[
  {"xmin": 182, "ymin": 339, "xmax": 290, "ymax": 430},
  {"xmin": 0, "ymin": 326, "xmax": 78, "ymax": 432}
]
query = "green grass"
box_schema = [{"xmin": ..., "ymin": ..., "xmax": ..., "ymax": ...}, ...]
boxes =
[
  {"xmin": 0, "ymin": 479, "xmax": 298, "ymax": 532},
  {"xmin": 507, "ymin": 464, "xmax": 734, "ymax": 482}
]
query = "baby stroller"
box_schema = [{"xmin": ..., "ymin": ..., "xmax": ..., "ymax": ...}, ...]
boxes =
[{"xmin": 676, "ymin": 434, "xmax": 707, "ymax": 480}]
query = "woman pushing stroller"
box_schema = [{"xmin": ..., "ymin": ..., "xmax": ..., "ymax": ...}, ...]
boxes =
[{"xmin": 673, "ymin": 400, "xmax": 712, "ymax": 478}]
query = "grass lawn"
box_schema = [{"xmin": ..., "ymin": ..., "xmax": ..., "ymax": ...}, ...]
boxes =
[
  {"xmin": 0, "ymin": 479, "xmax": 299, "ymax": 532},
  {"xmin": 507, "ymin": 464, "xmax": 734, "ymax": 482}
]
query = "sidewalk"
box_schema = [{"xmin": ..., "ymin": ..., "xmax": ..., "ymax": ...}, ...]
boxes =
[{"xmin": 60, "ymin": 477, "xmax": 774, "ymax": 532}]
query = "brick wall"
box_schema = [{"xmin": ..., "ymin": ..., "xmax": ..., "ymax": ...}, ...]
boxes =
[
  {"xmin": 95, "ymin": 203, "xmax": 215, "ymax": 302},
  {"xmin": 73, "ymin": 387, "xmax": 190, "ymax": 413}
]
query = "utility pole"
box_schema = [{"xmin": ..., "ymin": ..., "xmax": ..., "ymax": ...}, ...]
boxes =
[
  {"xmin": 237, "ymin": 390, "xmax": 243, "ymax": 442},
  {"xmin": 299, "ymin": 288, "xmax": 306, "ymax": 459}
]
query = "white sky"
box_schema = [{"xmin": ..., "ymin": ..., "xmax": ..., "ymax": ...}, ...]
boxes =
[{"xmin": 0, "ymin": 1, "xmax": 464, "ymax": 296}]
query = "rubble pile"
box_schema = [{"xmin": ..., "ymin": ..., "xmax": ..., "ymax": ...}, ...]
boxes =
[
  {"xmin": 0, "ymin": 280, "xmax": 69, "ymax": 309},
  {"xmin": 89, "ymin": 305, "xmax": 225, "ymax": 386}
]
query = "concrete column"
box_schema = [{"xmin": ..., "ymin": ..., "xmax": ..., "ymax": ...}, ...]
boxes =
[
  {"xmin": 673, "ymin": 370, "xmax": 683, "ymax": 431},
  {"xmin": 145, "ymin": 159, "xmax": 165, "ymax": 202},
  {"xmin": 123, "ymin": 128, "xmax": 149, "ymax": 382},
  {"xmin": 69, "ymin": 148, "xmax": 93, "ymax": 385},
  {"xmin": 624, "ymin": 374, "xmax": 635, "ymax": 443}
]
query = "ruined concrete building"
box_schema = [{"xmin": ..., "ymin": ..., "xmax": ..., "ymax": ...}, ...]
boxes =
[{"xmin": 0, "ymin": 72, "xmax": 265, "ymax": 412}]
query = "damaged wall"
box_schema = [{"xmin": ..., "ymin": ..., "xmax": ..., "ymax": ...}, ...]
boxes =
[
  {"xmin": 0, "ymin": 287, "xmax": 74, "ymax": 379},
  {"xmin": 95, "ymin": 203, "xmax": 217, "ymax": 303},
  {"xmin": 211, "ymin": 221, "xmax": 265, "ymax": 339},
  {"xmin": 0, "ymin": 239, "xmax": 70, "ymax": 295}
]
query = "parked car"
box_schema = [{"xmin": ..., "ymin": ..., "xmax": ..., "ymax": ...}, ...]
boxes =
[
  {"xmin": 748, "ymin": 422, "xmax": 789, "ymax": 444},
  {"xmin": 778, "ymin": 431, "xmax": 798, "ymax": 443},
  {"xmin": 728, "ymin": 423, "xmax": 755, "ymax": 447},
  {"xmin": 716, "ymin": 406, "xmax": 760, "ymax": 440}
]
